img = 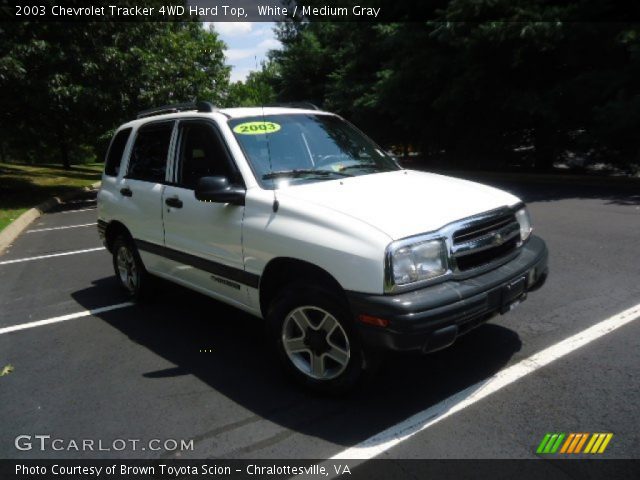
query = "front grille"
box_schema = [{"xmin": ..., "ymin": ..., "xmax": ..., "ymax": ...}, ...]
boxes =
[
  {"xmin": 453, "ymin": 212, "xmax": 516, "ymax": 244},
  {"xmin": 451, "ymin": 210, "xmax": 520, "ymax": 271},
  {"xmin": 455, "ymin": 236, "xmax": 519, "ymax": 271}
]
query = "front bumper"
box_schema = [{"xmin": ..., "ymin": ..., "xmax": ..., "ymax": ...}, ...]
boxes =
[{"xmin": 347, "ymin": 235, "xmax": 548, "ymax": 353}]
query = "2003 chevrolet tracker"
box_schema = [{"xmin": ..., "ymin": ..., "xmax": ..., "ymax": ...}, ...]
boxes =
[{"xmin": 97, "ymin": 102, "xmax": 548, "ymax": 393}]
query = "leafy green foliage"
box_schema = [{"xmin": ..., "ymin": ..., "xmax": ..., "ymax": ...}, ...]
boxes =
[
  {"xmin": 0, "ymin": 15, "xmax": 229, "ymax": 168},
  {"xmin": 269, "ymin": 1, "xmax": 640, "ymax": 170},
  {"xmin": 224, "ymin": 64, "xmax": 277, "ymax": 107},
  {"xmin": 2, "ymin": 1, "xmax": 638, "ymax": 172}
]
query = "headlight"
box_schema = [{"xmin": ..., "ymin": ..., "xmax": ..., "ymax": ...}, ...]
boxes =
[
  {"xmin": 515, "ymin": 207, "xmax": 533, "ymax": 243},
  {"xmin": 386, "ymin": 238, "xmax": 448, "ymax": 291}
]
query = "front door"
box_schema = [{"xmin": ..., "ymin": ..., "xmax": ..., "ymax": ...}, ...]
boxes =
[{"xmin": 161, "ymin": 119, "xmax": 248, "ymax": 307}]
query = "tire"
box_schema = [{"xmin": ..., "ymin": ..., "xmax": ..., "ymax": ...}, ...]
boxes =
[
  {"xmin": 112, "ymin": 235, "xmax": 151, "ymax": 300},
  {"xmin": 267, "ymin": 285, "xmax": 377, "ymax": 394}
]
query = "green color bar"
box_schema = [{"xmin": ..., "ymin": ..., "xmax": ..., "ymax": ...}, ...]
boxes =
[
  {"xmin": 537, "ymin": 433, "xmax": 552, "ymax": 453},
  {"xmin": 550, "ymin": 433, "xmax": 565, "ymax": 453},
  {"xmin": 543, "ymin": 434, "xmax": 559, "ymax": 453}
]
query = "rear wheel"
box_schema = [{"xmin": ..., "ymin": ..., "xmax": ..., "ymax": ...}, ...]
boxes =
[
  {"xmin": 268, "ymin": 285, "xmax": 377, "ymax": 393},
  {"xmin": 112, "ymin": 235, "xmax": 150, "ymax": 300}
]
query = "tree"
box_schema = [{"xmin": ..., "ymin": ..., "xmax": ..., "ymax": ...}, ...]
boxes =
[
  {"xmin": 0, "ymin": 19, "xmax": 229, "ymax": 168},
  {"xmin": 223, "ymin": 63, "xmax": 277, "ymax": 107},
  {"xmin": 269, "ymin": 0, "xmax": 640, "ymax": 171}
]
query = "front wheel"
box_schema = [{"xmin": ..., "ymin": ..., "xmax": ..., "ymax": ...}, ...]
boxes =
[{"xmin": 268, "ymin": 286, "xmax": 377, "ymax": 394}]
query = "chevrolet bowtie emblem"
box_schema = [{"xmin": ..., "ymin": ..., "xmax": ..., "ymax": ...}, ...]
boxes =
[{"xmin": 493, "ymin": 232, "xmax": 503, "ymax": 245}]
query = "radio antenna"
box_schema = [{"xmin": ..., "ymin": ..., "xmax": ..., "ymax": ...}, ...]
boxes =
[{"xmin": 257, "ymin": 55, "xmax": 278, "ymax": 212}]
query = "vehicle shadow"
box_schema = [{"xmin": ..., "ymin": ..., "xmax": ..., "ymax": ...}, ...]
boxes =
[{"xmin": 71, "ymin": 277, "xmax": 522, "ymax": 450}]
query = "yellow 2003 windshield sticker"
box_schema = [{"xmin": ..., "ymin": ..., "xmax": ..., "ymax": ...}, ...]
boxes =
[{"xmin": 233, "ymin": 121, "xmax": 281, "ymax": 135}]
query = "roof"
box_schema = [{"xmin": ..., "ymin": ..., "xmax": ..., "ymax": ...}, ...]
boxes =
[
  {"xmin": 118, "ymin": 106, "xmax": 331, "ymax": 131},
  {"xmin": 219, "ymin": 107, "xmax": 329, "ymax": 118}
]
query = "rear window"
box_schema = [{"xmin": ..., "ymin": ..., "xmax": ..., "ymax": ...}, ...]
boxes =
[
  {"xmin": 104, "ymin": 128, "xmax": 132, "ymax": 177},
  {"xmin": 127, "ymin": 122, "xmax": 174, "ymax": 182}
]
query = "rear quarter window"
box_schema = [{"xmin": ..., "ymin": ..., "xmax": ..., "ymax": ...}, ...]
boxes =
[{"xmin": 104, "ymin": 128, "xmax": 132, "ymax": 177}]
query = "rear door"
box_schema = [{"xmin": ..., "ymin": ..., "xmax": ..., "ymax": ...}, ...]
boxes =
[
  {"xmin": 117, "ymin": 121, "xmax": 175, "ymax": 273},
  {"xmin": 98, "ymin": 127, "xmax": 133, "ymax": 226},
  {"xmin": 161, "ymin": 119, "xmax": 249, "ymax": 306}
]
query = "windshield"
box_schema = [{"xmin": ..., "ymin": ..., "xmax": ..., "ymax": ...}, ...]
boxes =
[{"xmin": 228, "ymin": 114, "xmax": 400, "ymax": 188}]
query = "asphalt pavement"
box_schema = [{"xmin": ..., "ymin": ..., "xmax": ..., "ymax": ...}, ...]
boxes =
[{"xmin": 0, "ymin": 180, "xmax": 639, "ymax": 461}]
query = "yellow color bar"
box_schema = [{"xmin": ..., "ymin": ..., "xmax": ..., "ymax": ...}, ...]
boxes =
[
  {"xmin": 583, "ymin": 433, "xmax": 599, "ymax": 454},
  {"xmin": 598, "ymin": 433, "xmax": 613, "ymax": 453},
  {"xmin": 590, "ymin": 433, "xmax": 606, "ymax": 453}
]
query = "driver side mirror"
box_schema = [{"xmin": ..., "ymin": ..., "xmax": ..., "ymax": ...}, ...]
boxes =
[{"xmin": 195, "ymin": 176, "xmax": 245, "ymax": 206}]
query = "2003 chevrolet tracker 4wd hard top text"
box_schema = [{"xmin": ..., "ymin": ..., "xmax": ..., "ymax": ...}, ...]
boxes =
[{"xmin": 97, "ymin": 101, "xmax": 548, "ymax": 393}]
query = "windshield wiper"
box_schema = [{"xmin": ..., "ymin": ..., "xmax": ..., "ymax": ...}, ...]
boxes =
[
  {"xmin": 262, "ymin": 169, "xmax": 351, "ymax": 180},
  {"xmin": 338, "ymin": 163, "xmax": 382, "ymax": 172}
]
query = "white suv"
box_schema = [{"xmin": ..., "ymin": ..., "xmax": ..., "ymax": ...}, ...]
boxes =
[{"xmin": 97, "ymin": 102, "xmax": 548, "ymax": 393}]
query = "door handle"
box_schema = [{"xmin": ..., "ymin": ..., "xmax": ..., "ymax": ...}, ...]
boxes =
[
  {"xmin": 165, "ymin": 197, "xmax": 183, "ymax": 209},
  {"xmin": 120, "ymin": 187, "xmax": 133, "ymax": 197}
]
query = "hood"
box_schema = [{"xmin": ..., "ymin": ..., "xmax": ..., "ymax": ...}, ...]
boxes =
[{"xmin": 276, "ymin": 170, "xmax": 521, "ymax": 240}]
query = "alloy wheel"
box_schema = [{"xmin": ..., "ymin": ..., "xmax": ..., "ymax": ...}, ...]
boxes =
[
  {"xmin": 282, "ymin": 306, "xmax": 351, "ymax": 380},
  {"xmin": 116, "ymin": 245, "xmax": 138, "ymax": 293}
]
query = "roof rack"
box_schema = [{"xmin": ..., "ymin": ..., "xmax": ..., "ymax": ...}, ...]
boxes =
[
  {"xmin": 265, "ymin": 102, "xmax": 321, "ymax": 111},
  {"xmin": 136, "ymin": 101, "xmax": 217, "ymax": 119}
]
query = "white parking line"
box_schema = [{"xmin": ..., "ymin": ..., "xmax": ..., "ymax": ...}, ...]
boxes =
[
  {"xmin": 0, "ymin": 302, "xmax": 135, "ymax": 335},
  {"xmin": 60, "ymin": 208, "xmax": 95, "ymax": 214},
  {"xmin": 327, "ymin": 302, "xmax": 640, "ymax": 463},
  {"xmin": 27, "ymin": 223, "xmax": 96, "ymax": 233},
  {"xmin": 0, "ymin": 247, "xmax": 104, "ymax": 265}
]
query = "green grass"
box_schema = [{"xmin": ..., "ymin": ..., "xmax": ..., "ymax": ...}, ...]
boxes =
[{"xmin": 0, "ymin": 162, "xmax": 103, "ymax": 232}]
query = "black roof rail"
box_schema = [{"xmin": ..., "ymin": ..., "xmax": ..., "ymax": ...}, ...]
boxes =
[
  {"xmin": 136, "ymin": 101, "xmax": 217, "ymax": 119},
  {"xmin": 265, "ymin": 102, "xmax": 321, "ymax": 111}
]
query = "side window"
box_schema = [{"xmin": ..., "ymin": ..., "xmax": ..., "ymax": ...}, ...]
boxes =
[
  {"xmin": 127, "ymin": 122, "xmax": 173, "ymax": 182},
  {"xmin": 104, "ymin": 128, "xmax": 131, "ymax": 177},
  {"xmin": 177, "ymin": 122, "xmax": 234, "ymax": 189}
]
